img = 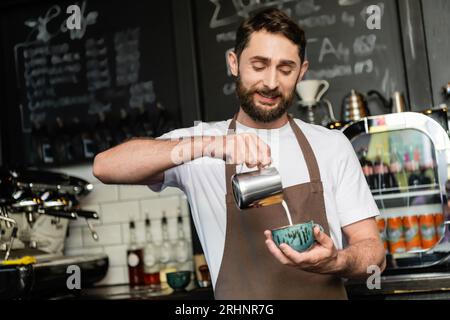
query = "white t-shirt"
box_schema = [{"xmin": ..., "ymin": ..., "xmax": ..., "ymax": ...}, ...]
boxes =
[{"xmin": 149, "ymin": 118, "xmax": 380, "ymax": 288}]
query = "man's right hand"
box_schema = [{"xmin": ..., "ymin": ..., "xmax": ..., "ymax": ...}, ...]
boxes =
[{"xmin": 204, "ymin": 133, "xmax": 272, "ymax": 169}]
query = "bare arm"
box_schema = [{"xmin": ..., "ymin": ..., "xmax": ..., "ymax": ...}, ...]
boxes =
[
  {"xmin": 264, "ymin": 217, "xmax": 386, "ymax": 279},
  {"xmin": 333, "ymin": 217, "xmax": 386, "ymax": 278},
  {"xmin": 93, "ymin": 133, "xmax": 272, "ymax": 185},
  {"xmin": 93, "ymin": 138, "xmax": 188, "ymax": 185}
]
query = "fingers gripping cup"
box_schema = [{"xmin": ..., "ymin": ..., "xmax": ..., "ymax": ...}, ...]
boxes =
[
  {"xmin": 231, "ymin": 167, "xmax": 283, "ymax": 210},
  {"xmin": 271, "ymin": 221, "xmax": 324, "ymax": 252}
]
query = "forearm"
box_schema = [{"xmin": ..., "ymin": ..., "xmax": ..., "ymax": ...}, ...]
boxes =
[
  {"xmin": 332, "ymin": 238, "xmax": 386, "ymax": 279},
  {"xmin": 93, "ymin": 136, "xmax": 217, "ymax": 185}
]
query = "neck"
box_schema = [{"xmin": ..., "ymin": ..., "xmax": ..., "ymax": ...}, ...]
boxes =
[{"xmin": 236, "ymin": 109, "xmax": 289, "ymax": 129}]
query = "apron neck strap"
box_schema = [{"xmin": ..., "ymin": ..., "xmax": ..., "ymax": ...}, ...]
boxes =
[{"xmin": 287, "ymin": 115, "xmax": 322, "ymax": 182}]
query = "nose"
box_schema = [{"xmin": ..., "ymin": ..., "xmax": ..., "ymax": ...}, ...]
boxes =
[{"xmin": 262, "ymin": 67, "xmax": 279, "ymax": 91}]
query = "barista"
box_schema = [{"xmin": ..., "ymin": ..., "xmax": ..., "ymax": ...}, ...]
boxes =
[{"xmin": 93, "ymin": 8, "xmax": 385, "ymax": 299}]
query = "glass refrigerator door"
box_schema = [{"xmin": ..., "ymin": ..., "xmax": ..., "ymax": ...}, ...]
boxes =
[{"xmin": 343, "ymin": 113, "xmax": 450, "ymax": 271}]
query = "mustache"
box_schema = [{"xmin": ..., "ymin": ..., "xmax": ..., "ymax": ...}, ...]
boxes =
[
  {"xmin": 235, "ymin": 74, "xmax": 282, "ymax": 98},
  {"xmin": 252, "ymin": 87, "xmax": 282, "ymax": 98}
]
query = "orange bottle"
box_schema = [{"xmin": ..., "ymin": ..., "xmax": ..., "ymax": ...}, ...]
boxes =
[
  {"xmin": 434, "ymin": 213, "xmax": 445, "ymax": 239},
  {"xmin": 402, "ymin": 215, "xmax": 421, "ymax": 251},
  {"xmin": 376, "ymin": 218, "xmax": 389, "ymax": 253},
  {"xmin": 419, "ymin": 214, "xmax": 438, "ymax": 249},
  {"xmin": 387, "ymin": 217, "xmax": 406, "ymax": 253}
]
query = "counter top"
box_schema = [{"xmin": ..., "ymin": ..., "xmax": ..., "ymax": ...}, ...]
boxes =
[
  {"xmin": 52, "ymin": 284, "xmax": 215, "ymax": 300},
  {"xmin": 50, "ymin": 266, "xmax": 450, "ymax": 300},
  {"xmin": 346, "ymin": 268, "xmax": 450, "ymax": 299}
]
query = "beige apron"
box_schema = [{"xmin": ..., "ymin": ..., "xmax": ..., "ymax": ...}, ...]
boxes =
[{"xmin": 214, "ymin": 114, "xmax": 348, "ymax": 300}]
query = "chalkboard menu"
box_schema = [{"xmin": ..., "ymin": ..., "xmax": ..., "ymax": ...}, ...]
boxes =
[
  {"xmin": 193, "ymin": 0, "xmax": 407, "ymax": 122},
  {"xmin": 0, "ymin": 0, "xmax": 181, "ymax": 166}
]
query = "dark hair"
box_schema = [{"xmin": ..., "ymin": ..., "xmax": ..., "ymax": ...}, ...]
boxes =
[{"xmin": 234, "ymin": 8, "xmax": 306, "ymax": 63}]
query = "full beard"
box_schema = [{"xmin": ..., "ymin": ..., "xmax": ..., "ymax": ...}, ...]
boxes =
[{"xmin": 235, "ymin": 76, "xmax": 295, "ymax": 123}]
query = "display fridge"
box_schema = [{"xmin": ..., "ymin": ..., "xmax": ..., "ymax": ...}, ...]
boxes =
[{"xmin": 342, "ymin": 112, "xmax": 450, "ymax": 273}]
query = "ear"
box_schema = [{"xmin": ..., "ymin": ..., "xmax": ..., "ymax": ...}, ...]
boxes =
[
  {"xmin": 298, "ymin": 60, "xmax": 309, "ymax": 81},
  {"xmin": 227, "ymin": 50, "xmax": 239, "ymax": 77}
]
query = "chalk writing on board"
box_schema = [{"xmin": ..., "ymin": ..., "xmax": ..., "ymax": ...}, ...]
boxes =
[
  {"xmin": 294, "ymin": 0, "xmax": 321, "ymax": 17},
  {"xmin": 88, "ymin": 98, "xmax": 111, "ymax": 115},
  {"xmin": 24, "ymin": 5, "xmax": 60, "ymax": 42},
  {"xmin": 317, "ymin": 38, "xmax": 351, "ymax": 63},
  {"xmin": 29, "ymin": 110, "xmax": 46, "ymax": 125},
  {"xmin": 338, "ymin": 0, "xmax": 362, "ymax": 6},
  {"xmin": 211, "ymin": 3, "xmax": 384, "ymax": 91},
  {"xmin": 208, "ymin": 0, "xmax": 296, "ymax": 29},
  {"xmin": 354, "ymin": 59, "xmax": 373, "ymax": 74},
  {"xmin": 298, "ymin": 14, "xmax": 336, "ymax": 28},
  {"xmin": 115, "ymin": 28, "xmax": 141, "ymax": 86},
  {"xmin": 129, "ymin": 81, "xmax": 156, "ymax": 109},
  {"xmin": 216, "ymin": 31, "xmax": 236, "ymax": 43},
  {"xmin": 209, "ymin": 0, "xmax": 388, "ymax": 88},
  {"xmin": 86, "ymin": 37, "xmax": 111, "ymax": 92},
  {"xmin": 23, "ymin": 1, "xmax": 97, "ymax": 43},
  {"xmin": 20, "ymin": 41, "xmax": 83, "ymax": 112},
  {"xmin": 353, "ymin": 34, "xmax": 377, "ymax": 57},
  {"xmin": 13, "ymin": 1, "xmax": 161, "ymax": 134},
  {"xmin": 194, "ymin": 0, "xmax": 406, "ymax": 123},
  {"xmin": 307, "ymin": 65, "xmax": 353, "ymax": 79},
  {"xmin": 27, "ymin": 95, "xmax": 91, "ymax": 112},
  {"xmin": 341, "ymin": 11, "xmax": 356, "ymax": 27}
]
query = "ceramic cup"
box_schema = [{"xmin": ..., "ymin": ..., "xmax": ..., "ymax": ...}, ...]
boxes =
[
  {"xmin": 166, "ymin": 271, "xmax": 191, "ymax": 292},
  {"xmin": 271, "ymin": 220, "xmax": 324, "ymax": 252}
]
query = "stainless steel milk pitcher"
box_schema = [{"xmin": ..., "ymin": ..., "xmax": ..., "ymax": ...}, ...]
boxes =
[{"xmin": 231, "ymin": 166, "xmax": 283, "ymax": 210}]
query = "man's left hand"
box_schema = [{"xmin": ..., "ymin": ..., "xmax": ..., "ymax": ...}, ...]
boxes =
[{"xmin": 264, "ymin": 226, "xmax": 343, "ymax": 274}]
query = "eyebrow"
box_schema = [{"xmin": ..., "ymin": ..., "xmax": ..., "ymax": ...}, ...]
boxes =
[{"xmin": 249, "ymin": 56, "xmax": 297, "ymax": 67}]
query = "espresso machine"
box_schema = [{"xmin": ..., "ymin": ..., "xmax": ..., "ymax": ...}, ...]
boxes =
[{"xmin": 0, "ymin": 168, "xmax": 108, "ymax": 299}]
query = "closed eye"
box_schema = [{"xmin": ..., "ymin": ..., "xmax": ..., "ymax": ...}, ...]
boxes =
[
  {"xmin": 252, "ymin": 62, "xmax": 266, "ymax": 72},
  {"xmin": 279, "ymin": 67, "xmax": 293, "ymax": 75}
]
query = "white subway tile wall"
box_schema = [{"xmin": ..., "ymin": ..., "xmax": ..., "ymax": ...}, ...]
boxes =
[{"xmin": 56, "ymin": 164, "xmax": 193, "ymax": 286}]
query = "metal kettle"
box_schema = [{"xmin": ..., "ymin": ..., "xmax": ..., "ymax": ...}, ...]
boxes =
[
  {"xmin": 341, "ymin": 89, "xmax": 370, "ymax": 122},
  {"xmin": 341, "ymin": 89, "xmax": 406, "ymax": 122}
]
